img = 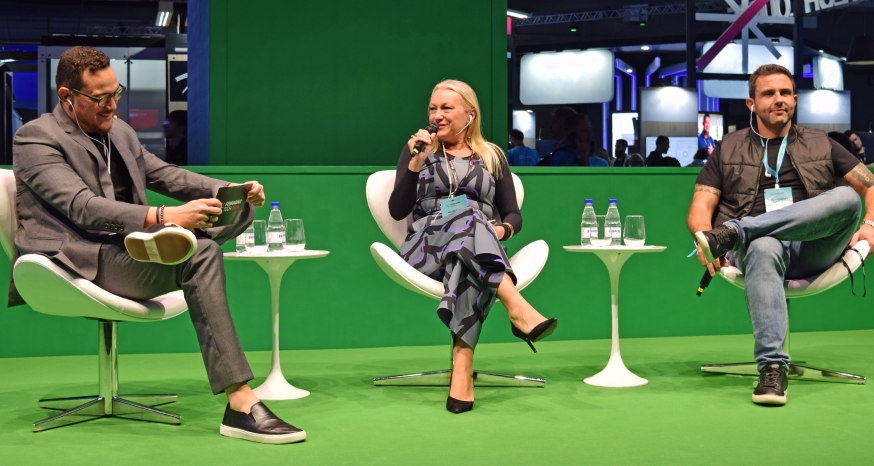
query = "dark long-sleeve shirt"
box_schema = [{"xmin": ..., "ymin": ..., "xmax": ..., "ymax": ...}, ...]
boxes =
[{"xmin": 388, "ymin": 145, "xmax": 522, "ymax": 238}]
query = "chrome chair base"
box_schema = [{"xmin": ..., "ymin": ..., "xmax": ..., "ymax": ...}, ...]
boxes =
[
  {"xmin": 33, "ymin": 321, "xmax": 183, "ymax": 432},
  {"xmin": 701, "ymin": 362, "xmax": 866, "ymax": 385},
  {"xmin": 33, "ymin": 396, "xmax": 182, "ymax": 432},
  {"xmin": 374, "ymin": 369, "xmax": 545, "ymax": 387}
]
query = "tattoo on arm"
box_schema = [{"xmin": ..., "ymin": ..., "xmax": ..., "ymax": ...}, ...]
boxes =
[
  {"xmin": 694, "ymin": 184, "xmax": 722, "ymax": 197},
  {"xmin": 848, "ymin": 164, "xmax": 874, "ymax": 188}
]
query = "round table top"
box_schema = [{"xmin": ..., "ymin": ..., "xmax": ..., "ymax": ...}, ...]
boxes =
[
  {"xmin": 224, "ymin": 250, "xmax": 330, "ymax": 261},
  {"xmin": 563, "ymin": 245, "xmax": 666, "ymax": 253}
]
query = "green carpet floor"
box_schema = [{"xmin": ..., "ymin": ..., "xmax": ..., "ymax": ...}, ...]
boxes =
[{"xmin": 2, "ymin": 330, "xmax": 873, "ymax": 465}]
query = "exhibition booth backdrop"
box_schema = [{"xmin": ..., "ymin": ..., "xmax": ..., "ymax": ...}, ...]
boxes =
[{"xmin": 2, "ymin": 167, "xmax": 871, "ymax": 358}]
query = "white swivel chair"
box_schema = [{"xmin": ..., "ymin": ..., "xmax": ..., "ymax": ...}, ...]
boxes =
[
  {"xmin": 366, "ymin": 170, "xmax": 550, "ymax": 387},
  {"xmin": 701, "ymin": 240, "xmax": 869, "ymax": 384},
  {"xmin": 0, "ymin": 169, "xmax": 189, "ymax": 431}
]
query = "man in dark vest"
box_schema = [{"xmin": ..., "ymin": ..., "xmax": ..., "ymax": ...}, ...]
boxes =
[{"xmin": 687, "ymin": 64, "xmax": 874, "ymax": 406}]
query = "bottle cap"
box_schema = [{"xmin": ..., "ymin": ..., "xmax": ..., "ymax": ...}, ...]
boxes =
[
  {"xmin": 585, "ymin": 199, "xmax": 593, "ymax": 204},
  {"xmin": 271, "ymin": 202, "xmax": 280, "ymax": 207},
  {"xmin": 609, "ymin": 199, "xmax": 617, "ymax": 203}
]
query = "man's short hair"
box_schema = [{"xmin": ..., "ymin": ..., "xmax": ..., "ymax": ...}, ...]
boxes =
[
  {"xmin": 56, "ymin": 46, "xmax": 111, "ymax": 91},
  {"xmin": 167, "ymin": 110, "xmax": 188, "ymax": 127},
  {"xmin": 509, "ymin": 129, "xmax": 524, "ymax": 141},
  {"xmin": 564, "ymin": 113, "xmax": 592, "ymax": 133},
  {"xmin": 702, "ymin": 113, "xmax": 710, "ymax": 121},
  {"xmin": 616, "ymin": 139, "xmax": 628, "ymax": 149},
  {"xmin": 694, "ymin": 148, "xmax": 709, "ymax": 160},
  {"xmin": 552, "ymin": 106, "xmax": 576, "ymax": 119},
  {"xmin": 656, "ymin": 135, "xmax": 669, "ymax": 145},
  {"xmin": 748, "ymin": 64, "xmax": 796, "ymax": 98}
]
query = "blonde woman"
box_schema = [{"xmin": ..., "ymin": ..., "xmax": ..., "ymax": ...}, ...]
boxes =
[{"xmin": 388, "ymin": 80, "xmax": 557, "ymax": 413}]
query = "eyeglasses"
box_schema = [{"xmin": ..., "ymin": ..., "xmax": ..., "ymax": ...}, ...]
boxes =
[{"xmin": 70, "ymin": 84, "xmax": 126, "ymax": 108}]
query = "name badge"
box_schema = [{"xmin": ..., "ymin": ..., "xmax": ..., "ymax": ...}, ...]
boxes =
[
  {"xmin": 764, "ymin": 187, "xmax": 793, "ymax": 212},
  {"xmin": 439, "ymin": 194, "xmax": 469, "ymax": 217}
]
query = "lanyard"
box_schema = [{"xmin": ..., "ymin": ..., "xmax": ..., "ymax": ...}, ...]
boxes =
[
  {"xmin": 761, "ymin": 135, "xmax": 789, "ymax": 188},
  {"xmin": 441, "ymin": 145, "xmax": 469, "ymax": 200}
]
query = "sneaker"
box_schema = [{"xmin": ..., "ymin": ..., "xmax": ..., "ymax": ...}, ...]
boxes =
[
  {"xmin": 124, "ymin": 224, "xmax": 197, "ymax": 265},
  {"xmin": 220, "ymin": 402, "xmax": 306, "ymax": 444},
  {"xmin": 695, "ymin": 224, "xmax": 739, "ymax": 263},
  {"xmin": 752, "ymin": 364, "xmax": 788, "ymax": 405}
]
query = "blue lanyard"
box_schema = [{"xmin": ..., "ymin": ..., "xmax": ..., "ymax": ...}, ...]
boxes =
[{"xmin": 761, "ymin": 135, "xmax": 789, "ymax": 187}]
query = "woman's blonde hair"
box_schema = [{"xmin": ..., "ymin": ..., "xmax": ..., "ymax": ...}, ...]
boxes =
[{"xmin": 430, "ymin": 79, "xmax": 506, "ymax": 179}]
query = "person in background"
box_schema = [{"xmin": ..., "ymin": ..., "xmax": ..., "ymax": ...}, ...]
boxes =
[
  {"xmin": 507, "ymin": 129, "xmax": 540, "ymax": 166},
  {"xmin": 624, "ymin": 153, "xmax": 645, "ymax": 167},
  {"xmin": 844, "ymin": 130, "xmax": 867, "ymax": 163},
  {"xmin": 551, "ymin": 113, "xmax": 594, "ymax": 166},
  {"xmin": 164, "ymin": 110, "xmax": 188, "ymax": 166},
  {"xmin": 591, "ymin": 148, "xmax": 610, "ymax": 167},
  {"xmin": 549, "ymin": 107, "xmax": 576, "ymax": 149},
  {"xmin": 699, "ymin": 113, "xmax": 716, "ymax": 155},
  {"xmin": 612, "ymin": 139, "xmax": 629, "ymax": 167},
  {"xmin": 661, "ymin": 156, "xmax": 681, "ymax": 167},
  {"xmin": 646, "ymin": 135, "xmax": 670, "ymax": 167},
  {"xmin": 687, "ymin": 148, "xmax": 709, "ymax": 167},
  {"xmin": 828, "ymin": 131, "xmax": 855, "ymax": 155}
]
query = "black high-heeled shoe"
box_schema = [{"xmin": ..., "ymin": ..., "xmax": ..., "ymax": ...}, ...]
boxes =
[
  {"xmin": 511, "ymin": 318, "xmax": 558, "ymax": 353},
  {"xmin": 446, "ymin": 372, "xmax": 474, "ymax": 414}
]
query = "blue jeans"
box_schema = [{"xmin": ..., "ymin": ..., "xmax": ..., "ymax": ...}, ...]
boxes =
[{"xmin": 724, "ymin": 186, "xmax": 862, "ymax": 372}]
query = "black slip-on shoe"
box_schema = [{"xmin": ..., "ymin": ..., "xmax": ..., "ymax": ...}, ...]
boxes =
[
  {"xmin": 125, "ymin": 223, "xmax": 197, "ymax": 265},
  {"xmin": 219, "ymin": 402, "xmax": 306, "ymax": 444},
  {"xmin": 446, "ymin": 396, "xmax": 474, "ymax": 414},
  {"xmin": 752, "ymin": 364, "xmax": 788, "ymax": 406},
  {"xmin": 695, "ymin": 224, "xmax": 739, "ymax": 263}
]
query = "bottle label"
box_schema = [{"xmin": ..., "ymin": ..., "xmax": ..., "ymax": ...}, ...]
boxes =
[
  {"xmin": 246, "ymin": 233, "xmax": 255, "ymax": 244},
  {"xmin": 268, "ymin": 232, "xmax": 285, "ymax": 243},
  {"xmin": 610, "ymin": 227, "xmax": 622, "ymax": 237},
  {"xmin": 236, "ymin": 235, "xmax": 246, "ymax": 245},
  {"xmin": 581, "ymin": 227, "xmax": 592, "ymax": 238}
]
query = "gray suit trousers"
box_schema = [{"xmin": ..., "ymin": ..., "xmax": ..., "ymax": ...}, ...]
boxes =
[{"xmin": 92, "ymin": 206, "xmax": 255, "ymax": 395}]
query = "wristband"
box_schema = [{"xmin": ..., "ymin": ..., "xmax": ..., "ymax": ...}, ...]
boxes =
[
  {"xmin": 159, "ymin": 205, "xmax": 165, "ymax": 224},
  {"xmin": 155, "ymin": 207, "xmax": 160, "ymax": 225},
  {"xmin": 501, "ymin": 222, "xmax": 514, "ymax": 240},
  {"xmin": 863, "ymin": 220, "xmax": 874, "ymax": 229}
]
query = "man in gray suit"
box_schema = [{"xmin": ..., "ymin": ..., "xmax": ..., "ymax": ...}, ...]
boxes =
[{"xmin": 12, "ymin": 46, "xmax": 305, "ymax": 444}]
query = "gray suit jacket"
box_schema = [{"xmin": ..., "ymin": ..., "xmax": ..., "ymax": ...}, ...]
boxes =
[{"xmin": 9, "ymin": 103, "xmax": 228, "ymax": 306}]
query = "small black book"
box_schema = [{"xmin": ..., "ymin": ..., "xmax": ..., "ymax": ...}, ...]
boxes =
[{"xmin": 212, "ymin": 184, "xmax": 250, "ymax": 227}]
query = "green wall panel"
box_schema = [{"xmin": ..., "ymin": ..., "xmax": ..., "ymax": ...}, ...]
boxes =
[
  {"xmin": 208, "ymin": 0, "xmax": 508, "ymax": 167},
  {"xmin": 2, "ymin": 168, "xmax": 871, "ymax": 358}
]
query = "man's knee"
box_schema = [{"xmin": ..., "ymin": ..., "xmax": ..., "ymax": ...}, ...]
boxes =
[
  {"xmin": 744, "ymin": 237, "xmax": 787, "ymax": 273},
  {"xmin": 830, "ymin": 186, "xmax": 862, "ymax": 217},
  {"xmin": 193, "ymin": 238, "xmax": 223, "ymax": 264}
]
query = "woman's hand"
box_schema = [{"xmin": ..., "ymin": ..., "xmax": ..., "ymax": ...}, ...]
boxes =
[
  {"xmin": 407, "ymin": 127, "xmax": 436, "ymax": 172},
  {"xmin": 488, "ymin": 222, "xmax": 505, "ymax": 240},
  {"xmin": 164, "ymin": 199, "xmax": 223, "ymax": 229}
]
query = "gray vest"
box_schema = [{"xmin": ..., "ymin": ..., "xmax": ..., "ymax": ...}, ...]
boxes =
[{"xmin": 713, "ymin": 125, "xmax": 835, "ymax": 226}]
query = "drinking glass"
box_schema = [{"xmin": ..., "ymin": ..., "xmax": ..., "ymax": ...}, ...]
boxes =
[
  {"xmin": 284, "ymin": 219, "xmax": 306, "ymax": 252},
  {"xmin": 623, "ymin": 215, "xmax": 646, "ymax": 247},
  {"xmin": 590, "ymin": 215, "xmax": 612, "ymax": 247},
  {"xmin": 251, "ymin": 220, "xmax": 268, "ymax": 253}
]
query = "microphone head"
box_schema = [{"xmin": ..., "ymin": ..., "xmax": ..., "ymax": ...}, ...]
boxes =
[{"xmin": 425, "ymin": 122, "xmax": 439, "ymax": 134}]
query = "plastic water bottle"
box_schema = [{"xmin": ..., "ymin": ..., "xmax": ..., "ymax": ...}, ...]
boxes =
[
  {"xmin": 606, "ymin": 199, "xmax": 622, "ymax": 246},
  {"xmin": 580, "ymin": 199, "xmax": 596, "ymax": 246},
  {"xmin": 267, "ymin": 202, "xmax": 285, "ymax": 252},
  {"xmin": 235, "ymin": 232, "xmax": 248, "ymax": 254},
  {"xmin": 242, "ymin": 224, "xmax": 255, "ymax": 253}
]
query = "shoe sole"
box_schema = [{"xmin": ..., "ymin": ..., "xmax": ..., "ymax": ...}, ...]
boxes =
[
  {"xmin": 694, "ymin": 231, "xmax": 718, "ymax": 263},
  {"xmin": 531, "ymin": 320, "xmax": 558, "ymax": 343},
  {"xmin": 752, "ymin": 390, "xmax": 788, "ymax": 405},
  {"xmin": 125, "ymin": 229, "xmax": 197, "ymax": 265},
  {"xmin": 219, "ymin": 424, "xmax": 306, "ymax": 444}
]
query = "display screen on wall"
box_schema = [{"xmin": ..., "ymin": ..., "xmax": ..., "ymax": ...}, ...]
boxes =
[
  {"xmin": 796, "ymin": 89, "xmax": 851, "ymax": 125},
  {"xmin": 640, "ymin": 87, "xmax": 697, "ymax": 123},
  {"xmin": 612, "ymin": 112, "xmax": 637, "ymax": 153},
  {"xmin": 645, "ymin": 136, "xmax": 699, "ymax": 166},
  {"xmin": 519, "ymin": 50, "xmax": 614, "ymax": 105},
  {"xmin": 813, "ymin": 56, "xmax": 844, "ymax": 91},
  {"xmin": 698, "ymin": 113, "xmax": 723, "ymax": 141}
]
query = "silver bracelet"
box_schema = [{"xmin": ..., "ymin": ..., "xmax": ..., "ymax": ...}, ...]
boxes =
[{"xmin": 863, "ymin": 220, "xmax": 874, "ymax": 229}]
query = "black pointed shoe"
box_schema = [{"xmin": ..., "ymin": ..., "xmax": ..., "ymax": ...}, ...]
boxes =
[
  {"xmin": 446, "ymin": 396, "xmax": 474, "ymax": 414},
  {"xmin": 220, "ymin": 402, "xmax": 306, "ymax": 444},
  {"xmin": 695, "ymin": 224, "xmax": 738, "ymax": 263},
  {"xmin": 511, "ymin": 318, "xmax": 558, "ymax": 353},
  {"xmin": 752, "ymin": 364, "xmax": 788, "ymax": 406}
]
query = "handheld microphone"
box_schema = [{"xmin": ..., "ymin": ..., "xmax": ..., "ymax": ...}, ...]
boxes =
[
  {"xmin": 697, "ymin": 270, "xmax": 714, "ymax": 296},
  {"xmin": 411, "ymin": 122, "xmax": 439, "ymax": 156}
]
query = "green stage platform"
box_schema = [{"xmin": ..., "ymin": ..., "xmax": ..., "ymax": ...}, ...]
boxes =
[{"xmin": 2, "ymin": 331, "xmax": 872, "ymax": 465}]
